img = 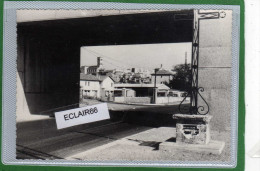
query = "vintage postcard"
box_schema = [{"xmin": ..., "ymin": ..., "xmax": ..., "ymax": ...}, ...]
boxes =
[
  {"xmin": 16, "ymin": 8, "xmax": 236, "ymax": 163},
  {"xmin": 1, "ymin": 2, "xmax": 242, "ymax": 168}
]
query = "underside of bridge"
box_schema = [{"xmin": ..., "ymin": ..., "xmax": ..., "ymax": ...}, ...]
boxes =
[{"xmin": 17, "ymin": 10, "xmax": 194, "ymax": 115}]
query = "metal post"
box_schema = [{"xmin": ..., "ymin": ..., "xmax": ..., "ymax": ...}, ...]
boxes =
[
  {"xmin": 178, "ymin": 10, "xmax": 226, "ymax": 115},
  {"xmin": 153, "ymin": 68, "xmax": 159, "ymax": 104}
]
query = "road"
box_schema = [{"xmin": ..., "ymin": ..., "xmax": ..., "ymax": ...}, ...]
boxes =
[
  {"xmin": 16, "ymin": 111, "xmax": 176, "ymax": 160},
  {"xmin": 16, "ymin": 111, "xmax": 229, "ymax": 162}
]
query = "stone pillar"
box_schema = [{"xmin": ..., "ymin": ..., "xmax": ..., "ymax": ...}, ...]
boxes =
[
  {"xmin": 122, "ymin": 88, "xmax": 127, "ymax": 102},
  {"xmin": 152, "ymin": 87, "xmax": 158, "ymax": 104},
  {"xmin": 198, "ymin": 10, "xmax": 232, "ymax": 131},
  {"xmin": 160, "ymin": 113, "xmax": 224, "ymax": 154},
  {"xmin": 173, "ymin": 114, "xmax": 212, "ymax": 145}
]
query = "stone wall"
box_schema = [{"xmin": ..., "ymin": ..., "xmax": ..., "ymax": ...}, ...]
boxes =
[
  {"xmin": 114, "ymin": 97, "xmax": 151, "ymax": 104},
  {"xmin": 198, "ymin": 10, "xmax": 232, "ymax": 131}
]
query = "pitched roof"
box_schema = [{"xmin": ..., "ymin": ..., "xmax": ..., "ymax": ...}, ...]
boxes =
[
  {"xmin": 87, "ymin": 65, "xmax": 98, "ymax": 69},
  {"xmin": 80, "ymin": 74, "xmax": 100, "ymax": 81},
  {"xmin": 80, "ymin": 65, "xmax": 98, "ymax": 69},
  {"xmin": 80, "ymin": 74, "xmax": 116, "ymax": 82},
  {"xmin": 98, "ymin": 75, "xmax": 116, "ymax": 82},
  {"xmin": 151, "ymin": 69, "xmax": 175, "ymax": 75}
]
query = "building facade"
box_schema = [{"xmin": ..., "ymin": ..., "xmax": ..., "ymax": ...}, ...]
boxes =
[
  {"xmin": 80, "ymin": 57, "xmax": 104, "ymax": 75},
  {"xmin": 100, "ymin": 76, "xmax": 115, "ymax": 101},
  {"xmin": 80, "ymin": 74, "xmax": 101, "ymax": 99},
  {"xmin": 80, "ymin": 74, "xmax": 115, "ymax": 101},
  {"xmin": 151, "ymin": 69, "xmax": 174, "ymax": 84}
]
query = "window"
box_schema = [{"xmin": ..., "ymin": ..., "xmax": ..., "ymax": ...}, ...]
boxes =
[
  {"xmin": 105, "ymin": 91, "xmax": 109, "ymax": 97},
  {"xmin": 168, "ymin": 92, "xmax": 178, "ymax": 97},
  {"xmin": 157, "ymin": 92, "xmax": 166, "ymax": 97},
  {"xmin": 111, "ymin": 83, "xmax": 113, "ymax": 87},
  {"xmin": 181, "ymin": 93, "xmax": 187, "ymax": 97},
  {"xmin": 88, "ymin": 82, "xmax": 90, "ymax": 86},
  {"xmin": 114, "ymin": 90, "xmax": 123, "ymax": 97}
]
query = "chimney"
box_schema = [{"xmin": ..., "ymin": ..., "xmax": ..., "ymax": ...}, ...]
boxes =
[
  {"xmin": 185, "ymin": 52, "xmax": 187, "ymax": 65},
  {"xmin": 97, "ymin": 57, "xmax": 103, "ymax": 67}
]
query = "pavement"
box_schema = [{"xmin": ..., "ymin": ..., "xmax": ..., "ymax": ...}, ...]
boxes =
[
  {"xmin": 16, "ymin": 112, "xmax": 230, "ymax": 161},
  {"xmin": 67, "ymin": 126, "xmax": 176, "ymax": 161},
  {"xmin": 17, "ymin": 115, "xmax": 175, "ymax": 160}
]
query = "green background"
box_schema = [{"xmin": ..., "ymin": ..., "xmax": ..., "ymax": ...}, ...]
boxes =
[{"xmin": 0, "ymin": 0, "xmax": 245, "ymax": 170}]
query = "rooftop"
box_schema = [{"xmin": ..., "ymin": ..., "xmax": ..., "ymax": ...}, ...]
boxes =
[
  {"xmin": 151, "ymin": 69, "xmax": 175, "ymax": 75},
  {"xmin": 98, "ymin": 75, "xmax": 115, "ymax": 82},
  {"xmin": 114, "ymin": 83, "xmax": 170, "ymax": 90},
  {"xmin": 132, "ymin": 73, "xmax": 142, "ymax": 78},
  {"xmin": 80, "ymin": 74, "xmax": 116, "ymax": 82},
  {"xmin": 80, "ymin": 74, "xmax": 100, "ymax": 81}
]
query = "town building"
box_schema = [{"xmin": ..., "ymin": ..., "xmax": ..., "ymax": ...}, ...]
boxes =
[
  {"xmin": 113, "ymin": 83, "xmax": 172, "ymax": 104},
  {"xmin": 151, "ymin": 68, "xmax": 175, "ymax": 84},
  {"xmin": 114, "ymin": 83, "xmax": 170, "ymax": 97},
  {"xmin": 80, "ymin": 57, "xmax": 104, "ymax": 75},
  {"xmin": 99, "ymin": 75, "xmax": 115, "ymax": 101},
  {"xmin": 131, "ymin": 73, "xmax": 142, "ymax": 83},
  {"xmin": 80, "ymin": 74, "xmax": 115, "ymax": 101},
  {"xmin": 80, "ymin": 74, "xmax": 101, "ymax": 99},
  {"xmin": 104, "ymin": 72, "xmax": 120, "ymax": 83}
]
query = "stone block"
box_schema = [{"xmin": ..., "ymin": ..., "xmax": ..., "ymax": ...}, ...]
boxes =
[
  {"xmin": 176, "ymin": 123, "xmax": 210, "ymax": 145},
  {"xmin": 196, "ymin": 88, "xmax": 231, "ymax": 131},
  {"xmin": 198, "ymin": 68, "xmax": 231, "ymax": 89},
  {"xmin": 209, "ymin": 89, "xmax": 231, "ymax": 131},
  {"xmin": 199, "ymin": 10, "xmax": 232, "ymax": 48},
  {"xmin": 199, "ymin": 47, "xmax": 232, "ymax": 67},
  {"xmin": 173, "ymin": 114, "xmax": 212, "ymax": 145},
  {"xmin": 160, "ymin": 140, "xmax": 225, "ymax": 155}
]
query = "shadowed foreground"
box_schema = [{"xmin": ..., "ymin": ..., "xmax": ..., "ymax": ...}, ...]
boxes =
[{"xmin": 17, "ymin": 111, "xmax": 230, "ymax": 162}]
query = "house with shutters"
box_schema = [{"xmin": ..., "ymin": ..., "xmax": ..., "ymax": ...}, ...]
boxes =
[{"xmin": 80, "ymin": 74, "xmax": 115, "ymax": 101}]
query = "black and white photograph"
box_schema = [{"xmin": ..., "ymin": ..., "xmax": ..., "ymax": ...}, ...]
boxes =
[{"xmin": 16, "ymin": 9, "xmax": 233, "ymax": 163}]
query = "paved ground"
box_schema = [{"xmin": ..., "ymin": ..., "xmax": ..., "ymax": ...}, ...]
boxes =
[
  {"xmin": 16, "ymin": 112, "xmax": 230, "ymax": 162},
  {"xmin": 17, "ymin": 117, "xmax": 151, "ymax": 159}
]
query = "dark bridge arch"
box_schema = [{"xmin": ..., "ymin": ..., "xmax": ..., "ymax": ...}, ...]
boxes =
[{"xmin": 17, "ymin": 10, "xmax": 194, "ymax": 115}]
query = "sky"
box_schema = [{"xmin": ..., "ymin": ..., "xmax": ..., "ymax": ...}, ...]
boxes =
[{"xmin": 81, "ymin": 43, "xmax": 192, "ymax": 71}]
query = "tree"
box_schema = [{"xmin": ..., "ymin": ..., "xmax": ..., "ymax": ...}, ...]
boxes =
[{"xmin": 166, "ymin": 64, "xmax": 191, "ymax": 91}]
